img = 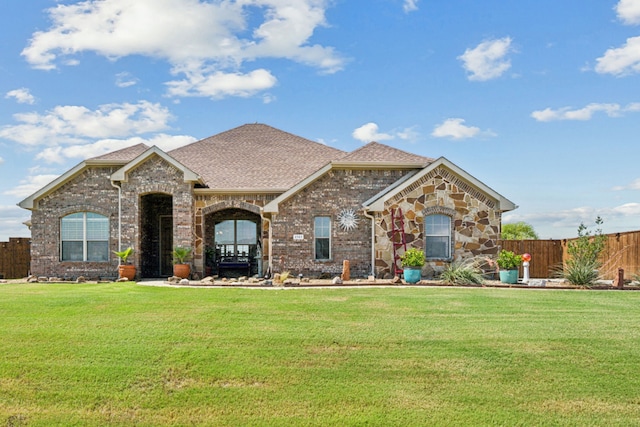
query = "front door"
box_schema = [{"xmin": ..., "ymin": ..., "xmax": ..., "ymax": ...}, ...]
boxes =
[
  {"xmin": 159, "ymin": 215, "xmax": 173, "ymax": 277},
  {"xmin": 140, "ymin": 193, "xmax": 173, "ymax": 277}
]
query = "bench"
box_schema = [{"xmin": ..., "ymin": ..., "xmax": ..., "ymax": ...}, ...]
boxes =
[{"xmin": 218, "ymin": 261, "xmax": 251, "ymax": 276}]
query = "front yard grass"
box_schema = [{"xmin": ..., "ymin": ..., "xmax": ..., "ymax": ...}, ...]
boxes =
[{"xmin": 1, "ymin": 282, "xmax": 640, "ymax": 426}]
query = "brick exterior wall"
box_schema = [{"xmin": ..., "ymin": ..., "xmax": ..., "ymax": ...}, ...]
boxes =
[
  {"xmin": 27, "ymin": 157, "xmax": 504, "ymax": 281},
  {"xmin": 375, "ymin": 165, "xmax": 502, "ymax": 277},
  {"xmin": 270, "ymin": 168, "xmax": 410, "ymax": 278},
  {"xmin": 29, "ymin": 156, "xmax": 195, "ymax": 280},
  {"xmin": 29, "ymin": 167, "xmax": 120, "ymax": 279},
  {"xmin": 120, "ymin": 155, "xmax": 195, "ymax": 275}
]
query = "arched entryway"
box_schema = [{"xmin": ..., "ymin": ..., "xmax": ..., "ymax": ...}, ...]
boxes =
[
  {"xmin": 140, "ymin": 193, "xmax": 173, "ymax": 277},
  {"xmin": 205, "ymin": 208, "xmax": 262, "ymax": 278}
]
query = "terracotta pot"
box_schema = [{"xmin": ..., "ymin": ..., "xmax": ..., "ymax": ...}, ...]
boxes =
[
  {"xmin": 173, "ymin": 264, "xmax": 190, "ymax": 279},
  {"xmin": 118, "ymin": 264, "xmax": 136, "ymax": 280}
]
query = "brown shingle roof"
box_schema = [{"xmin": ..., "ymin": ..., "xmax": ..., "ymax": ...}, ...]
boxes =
[
  {"xmin": 169, "ymin": 123, "xmax": 346, "ymax": 190},
  {"xmin": 339, "ymin": 142, "xmax": 434, "ymax": 164},
  {"xmin": 89, "ymin": 143, "xmax": 150, "ymax": 162}
]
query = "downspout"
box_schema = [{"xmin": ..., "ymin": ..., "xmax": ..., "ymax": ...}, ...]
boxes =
[
  {"xmin": 110, "ymin": 180, "xmax": 122, "ymax": 253},
  {"xmin": 363, "ymin": 210, "xmax": 376, "ymax": 277},
  {"xmin": 261, "ymin": 211, "xmax": 273, "ymax": 278}
]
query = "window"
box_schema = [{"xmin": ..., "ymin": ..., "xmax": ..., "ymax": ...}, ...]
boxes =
[
  {"xmin": 61, "ymin": 212, "xmax": 109, "ymax": 261},
  {"xmin": 314, "ymin": 216, "xmax": 331, "ymax": 260},
  {"xmin": 214, "ymin": 219, "xmax": 258, "ymax": 260},
  {"xmin": 425, "ymin": 214, "xmax": 451, "ymax": 259}
]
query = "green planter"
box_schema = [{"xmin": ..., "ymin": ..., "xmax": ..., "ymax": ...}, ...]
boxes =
[
  {"xmin": 499, "ymin": 269, "xmax": 518, "ymax": 284},
  {"xmin": 403, "ymin": 267, "xmax": 422, "ymax": 284}
]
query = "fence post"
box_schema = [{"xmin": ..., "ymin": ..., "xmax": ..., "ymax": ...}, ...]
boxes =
[{"xmin": 615, "ymin": 268, "xmax": 624, "ymax": 289}]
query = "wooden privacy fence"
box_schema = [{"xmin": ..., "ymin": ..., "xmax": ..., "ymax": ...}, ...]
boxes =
[
  {"xmin": 500, "ymin": 229, "xmax": 640, "ymax": 280},
  {"xmin": 0, "ymin": 238, "xmax": 31, "ymax": 279},
  {"xmin": 498, "ymin": 239, "xmax": 563, "ymax": 279}
]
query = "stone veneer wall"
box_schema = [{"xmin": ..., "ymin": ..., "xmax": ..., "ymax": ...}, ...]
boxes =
[
  {"xmin": 120, "ymin": 156, "xmax": 195, "ymax": 274},
  {"xmin": 375, "ymin": 166, "xmax": 502, "ymax": 277},
  {"xmin": 29, "ymin": 167, "xmax": 120, "ymax": 279},
  {"xmin": 271, "ymin": 168, "xmax": 411, "ymax": 278}
]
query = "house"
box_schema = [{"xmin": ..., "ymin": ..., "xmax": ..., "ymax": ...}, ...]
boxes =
[{"xmin": 19, "ymin": 123, "xmax": 516, "ymax": 280}]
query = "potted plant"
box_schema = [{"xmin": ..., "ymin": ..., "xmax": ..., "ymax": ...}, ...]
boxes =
[
  {"xmin": 172, "ymin": 246, "xmax": 192, "ymax": 279},
  {"xmin": 401, "ymin": 247, "xmax": 425, "ymax": 284},
  {"xmin": 113, "ymin": 247, "xmax": 136, "ymax": 280},
  {"xmin": 496, "ymin": 250, "xmax": 522, "ymax": 284}
]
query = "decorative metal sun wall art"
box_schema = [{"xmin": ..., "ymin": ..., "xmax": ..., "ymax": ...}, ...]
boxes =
[{"xmin": 337, "ymin": 208, "xmax": 359, "ymax": 231}]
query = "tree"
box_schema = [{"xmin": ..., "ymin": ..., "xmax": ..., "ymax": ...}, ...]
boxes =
[{"xmin": 501, "ymin": 222, "xmax": 539, "ymax": 240}]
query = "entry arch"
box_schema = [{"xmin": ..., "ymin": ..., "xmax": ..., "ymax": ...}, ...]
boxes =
[{"xmin": 204, "ymin": 206, "xmax": 262, "ymax": 278}]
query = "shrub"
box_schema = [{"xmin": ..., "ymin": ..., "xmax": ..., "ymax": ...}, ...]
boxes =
[
  {"xmin": 440, "ymin": 258, "xmax": 485, "ymax": 285},
  {"xmin": 562, "ymin": 217, "xmax": 606, "ymax": 287},
  {"xmin": 496, "ymin": 250, "xmax": 522, "ymax": 270},
  {"xmin": 562, "ymin": 259, "xmax": 601, "ymax": 287},
  {"xmin": 172, "ymin": 247, "xmax": 192, "ymax": 264},
  {"xmin": 401, "ymin": 248, "xmax": 425, "ymax": 268},
  {"xmin": 113, "ymin": 247, "xmax": 133, "ymax": 264}
]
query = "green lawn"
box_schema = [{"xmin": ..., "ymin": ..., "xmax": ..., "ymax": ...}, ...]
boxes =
[{"xmin": 1, "ymin": 283, "xmax": 640, "ymax": 426}]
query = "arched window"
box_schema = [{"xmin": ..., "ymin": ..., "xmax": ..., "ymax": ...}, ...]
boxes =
[
  {"xmin": 425, "ymin": 214, "xmax": 452, "ymax": 259},
  {"xmin": 60, "ymin": 212, "xmax": 109, "ymax": 261}
]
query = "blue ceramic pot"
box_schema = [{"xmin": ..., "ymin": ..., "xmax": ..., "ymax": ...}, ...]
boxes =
[
  {"xmin": 499, "ymin": 269, "xmax": 518, "ymax": 284},
  {"xmin": 403, "ymin": 267, "xmax": 422, "ymax": 284}
]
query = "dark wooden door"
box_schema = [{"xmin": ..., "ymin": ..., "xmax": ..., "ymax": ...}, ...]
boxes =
[{"xmin": 160, "ymin": 215, "xmax": 173, "ymax": 277}]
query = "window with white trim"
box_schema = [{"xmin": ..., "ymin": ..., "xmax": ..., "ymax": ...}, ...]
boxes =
[
  {"xmin": 61, "ymin": 212, "xmax": 109, "ymax": 261},
  {"xmin": 425, "ymin": 214, "xmax": 451, "ymax": 259},
  {"xmin": 314, "ymin": 216, "xmax": 331, "ymax": 260}
]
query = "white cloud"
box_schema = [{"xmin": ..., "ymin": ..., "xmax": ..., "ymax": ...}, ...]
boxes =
[
  {"xmin": 612, "ymin": 178, "xmax": 640, "ymax": 191},
  {"xmin": 115, "ymin": 72, "xmax": 139, "ymax": 88},
  {"xmin": 0, "ymin": 156, "xmax": 4, "ymax": 165},
  {"xmin": 352, "ymin": 123, "xmax": 397, "ymax": 143},
  {"xmin": 3, "ymin": 174, "xmax": 61, "ymax": 198},
  {"xmin": 396, "ymin": 126, "xmax": 420, "ymax": 142},
  {"xmin": 262, "ymin": 93, "xmax": 277, "ymax": 104},
  {"xmin": 531, "ymin": 102, "xmax": 640, "ymax": 121},
  {"xmin": 5, "ymin": 88, "xmax": 36, "ymax": 105},
  {"xmin": 616, "ymin": 0, "xmax": 640, "ymax": 25},
  {"xmin": 629, "ymin": 178, "xmax": 640, "ymax": 189},
  {"xmin": 0, "ymin": 205, "xmax": 31, "ymax": 240},
  {"xmin": 166, "ymin": 69, "xmax": 277, "ymax": 99},
  {"xmin": 0, "ymin": 101, "xmax": 172, "ymax": 146},
  {"xmin": 503, "ymin": 202, "xmax": 640, "ymax": 238},
  {"xmin": 351, "ymin": 123, "xmax": 422, "ymax": 143},
  {"xmin": 458, "ymin": 37, "xmax": 513, "ymax": 81},
  {"xmin": 403, "ymin": 0, "xmax": 419, "ymax": 13},
  {"xmin": 595, "ymin": 36, "xmax": 640, "ymax": 76},
  {"xmin": 21, "ymin": 0, "xmax": 344, "ymax": 99},
  {"xmin": 34, "ymin": 133, "xmax": 196, "ymax": 164},
  {"xmin": 611, "ymin": 202, "xmax": 640, "ymax": 215},
  {"xmin": 431, "ymin": 118, "xmax": 486, "ymax": 140}
]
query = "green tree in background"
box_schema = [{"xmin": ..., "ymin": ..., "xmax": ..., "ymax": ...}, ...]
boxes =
[{"xmin": 501, "ymin": 222, "xmax": 539, "ymax": 240}]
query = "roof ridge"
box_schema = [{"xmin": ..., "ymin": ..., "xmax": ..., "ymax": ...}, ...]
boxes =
[
  {"xmin": 88, "ymin": 143, "xmax": 151, "ymax": 162},
  {"xmin": 340, "ymin": 141, "xmax": 434, "ymax": 163}
]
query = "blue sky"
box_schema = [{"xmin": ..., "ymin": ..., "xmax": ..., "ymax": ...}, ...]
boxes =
[{"xmin": 1, "ymin": 0, "xmax": 640, "ymax": 241}]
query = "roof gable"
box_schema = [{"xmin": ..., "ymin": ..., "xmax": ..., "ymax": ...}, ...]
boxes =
[
  {"xmin": 263, "ymin": 142, "xmax": 437, "ymax": 213},
  {"xmin": 111, "ymin": 146, "xmax": 201, "ymax": 183},
  {"xmin": 363, "ymin": 157, "xmax": 517, "ymax": 212},
  {"xmin": 18, "ymin": 143, "xmax": 153, "ymax": 210}
]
